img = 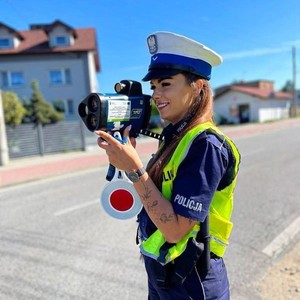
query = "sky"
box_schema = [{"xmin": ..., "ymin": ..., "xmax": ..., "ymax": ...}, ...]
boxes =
[{"xmin": 1, "ymin": 0, "xmax": 300, "ymax": 95}]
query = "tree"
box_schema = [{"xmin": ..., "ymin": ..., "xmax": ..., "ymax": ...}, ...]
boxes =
[
  {"xmin": 151, "ymin": 98, "xmax": 159, "ymax": 116},
  {"xmin": 52, "ymin": 99, "xmax": 65, "ymax": 113},
  {"xmin": 281, "ymin": 80, "xmax": 294, "ymax": 92},
  {"xmin": 23, "ymin": 80, "xmax": 64, "ymax": 125},
  {"xmin": 1, "ymin": 90, "xmax": 26, "ymax": 126}
]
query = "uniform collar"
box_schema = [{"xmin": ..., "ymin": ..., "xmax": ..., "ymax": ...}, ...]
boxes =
[{"xmin": 162, "ymin": 115, "xmax": 192, "ymax": 146}]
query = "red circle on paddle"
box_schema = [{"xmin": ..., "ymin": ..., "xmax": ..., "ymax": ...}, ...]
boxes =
[{"xmin": 110, "ymin": 189, "xmax": 134, "ymax": 211}]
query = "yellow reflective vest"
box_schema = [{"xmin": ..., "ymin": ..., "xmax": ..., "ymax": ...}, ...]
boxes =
[{"xmin": 139, "ymin": 122, "xmax": 240, "ymax": 264}]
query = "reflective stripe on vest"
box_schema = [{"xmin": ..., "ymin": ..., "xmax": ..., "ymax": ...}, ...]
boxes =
[{"xmin": 139, "ymin": 122, "xmax": 240, "ymax": 264}]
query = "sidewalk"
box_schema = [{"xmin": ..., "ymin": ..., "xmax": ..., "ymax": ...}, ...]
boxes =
[
  {"xmin": 1, "ymin": 118, "xmax": 300, "ymax": 188},
  {"xmin": 0, "ymin": 137, "xmax": 159, "ymax": 188}
]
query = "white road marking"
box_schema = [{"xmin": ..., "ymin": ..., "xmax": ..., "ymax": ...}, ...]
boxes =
[
  {"xmin": 262, "ymin": 216, "xmax": 300, "ymax": 257},
  {"xmin": 54, "ymin": 199, "xmax": 99, "ymax": 216}
]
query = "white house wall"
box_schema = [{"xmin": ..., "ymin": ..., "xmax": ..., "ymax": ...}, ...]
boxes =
[
  {"xmin": 213, "ymin": 90, "xmax": 290, "ymax": 123},
  {"xmin": 213, "ymin": 91, "xmax": 256, "ymax": 122},
  {"xmin": 0, "ymin": 52, "xmax": 96, "ymax": 120},
  {"xmin": 48, "ymin": 25, "xmax": 74, "ymax": 47},
  {"xmin": 0, "ymin": 27, "xmax": 20, "ymax": 48},
  {"xmin": 86, "ymin": 51, "xmax": 98, "ymax": 92}
]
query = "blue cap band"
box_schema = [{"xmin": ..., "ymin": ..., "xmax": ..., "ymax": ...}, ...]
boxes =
[{"xmin": 147, "ymin": 53, "xmax": 212, "ymax": 80}]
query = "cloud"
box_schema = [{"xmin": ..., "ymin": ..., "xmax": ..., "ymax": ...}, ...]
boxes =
[
  {"xmin": 223, "ymin": 46, "xmax": 291, "ymax": 60},
  {"xmin": 283, "ymin": 39, "xmax": 300, "ymax": 47},
  {"xmin": 222, "ymin": 40, "xmax": 300, "ymax": 60}
]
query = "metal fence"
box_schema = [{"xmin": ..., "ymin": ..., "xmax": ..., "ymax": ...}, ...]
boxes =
[{"xmin": 5, "ymin": 121, "xmax": 95, "ymax": 159}]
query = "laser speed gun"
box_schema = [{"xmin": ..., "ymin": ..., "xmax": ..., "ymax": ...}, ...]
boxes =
[
  {"xmin": 78, "ymin": 80, "xmax": 152, "ymax": 137},
  {"xmin": 78, "ymin": 80, "xmax": 154, "ymax": 219}
]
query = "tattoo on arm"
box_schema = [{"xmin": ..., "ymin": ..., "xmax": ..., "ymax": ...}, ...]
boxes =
[
  {"xmin": 139, "ymin": 182, "xmax": 152, "ymax": 202},
  {"xmin": 159, "ymin": 213, "xmax": 175, "ymax": 224},
  {"xmin": 147, "ymin": 200, "xmax": 158, "ymax": 211},
  {"xmin": 138, "ymin": 181, "xmax": 175, "ymax": 224}
]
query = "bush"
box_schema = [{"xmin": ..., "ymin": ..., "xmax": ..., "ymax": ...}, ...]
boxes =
[
  {"xmin": 22, "ymin": 80, "xmax": 64, "ymax": 125},
  {"xmin": 2, "ymin": 91, "xmax": 26, "ymax": 126}
]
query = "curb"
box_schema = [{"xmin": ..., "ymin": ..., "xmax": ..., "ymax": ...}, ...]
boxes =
[{"xmin": 0, "ymin": 138, "xmax": 159, "ymax": 188}]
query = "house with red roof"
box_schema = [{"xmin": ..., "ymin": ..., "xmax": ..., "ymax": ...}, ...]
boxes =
[
  {"xmin": 213, "ymin": 80, "xmax": 293, "ymax": 124},
  {"xmin": 0, "ymin": 20, "xmax": 100, "ymax": 120}
]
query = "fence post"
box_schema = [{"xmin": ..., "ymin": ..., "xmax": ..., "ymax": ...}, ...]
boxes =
[
  {"xmin": 79, "ymin": 121, "xmax": 86, "ymax": 151},
  {"xmin": 0, "ymin": 91, "xmax": 9, "ymax": 166},
  {"xmin": 37, "ymin": 123, "xmax": 45, "ymax": 156}
]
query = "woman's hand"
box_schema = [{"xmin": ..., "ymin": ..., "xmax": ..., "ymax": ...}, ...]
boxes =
[
  {"xmin": 96, "ymin": 125, "xmax": 142, "ymax": 172},
  {"xmin": 97, "ymin": 126, "xmax": 197, "ymax": 243}
]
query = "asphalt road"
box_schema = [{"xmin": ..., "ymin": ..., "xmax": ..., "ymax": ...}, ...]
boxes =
[
  {"xmin": 0, "ymin": 124, "xmax": 299, "ymax": 300},
  {"xmin": 227, "ymin": 124, "xmax": 300, "ymax": 299}
]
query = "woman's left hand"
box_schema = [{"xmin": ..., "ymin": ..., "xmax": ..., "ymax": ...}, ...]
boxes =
[{"xmin": 96, "ymin": 125, "xmax": 143, "ymax": 171}]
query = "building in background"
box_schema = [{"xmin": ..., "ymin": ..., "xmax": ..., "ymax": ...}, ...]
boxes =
[
  {"xmin": 213, "ymin": 80, "xmax": 292, "ymax": 124},
  {"xmin": 0, "ymin": 20, "xmax": 100, "ymax": 120}
]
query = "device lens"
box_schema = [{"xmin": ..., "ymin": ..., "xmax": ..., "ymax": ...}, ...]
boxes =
[
  {"xmin": 87, "ymin": 113, "xmax": 98, "ymax": 131},
  {"xmin": 88, "ymin": 95, "xmax": 99, "ymax": 112}
]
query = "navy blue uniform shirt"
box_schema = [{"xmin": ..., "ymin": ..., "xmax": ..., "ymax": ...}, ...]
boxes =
[
  {"xmin": 172, "ymin": 130, "xmax": 228, "ymax": 222},
  {"xmin": 138, "ymin": 119, "xmax": 230, "ymax": 239}
]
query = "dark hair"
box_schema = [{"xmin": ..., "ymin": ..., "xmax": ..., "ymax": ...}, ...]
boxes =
[{"xmin": 147, "ymin": 72, "xmax": 214, "ymax": 187}]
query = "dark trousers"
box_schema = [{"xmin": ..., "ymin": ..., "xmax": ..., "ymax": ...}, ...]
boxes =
[{"xmin": 144, "ymin": 256, "xmax": 230, "ymax": 300}]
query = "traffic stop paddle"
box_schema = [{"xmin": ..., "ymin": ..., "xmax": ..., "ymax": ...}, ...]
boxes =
[{"xmin": 101, "ymin": 169, "xmax": 142, "ymax": 219}]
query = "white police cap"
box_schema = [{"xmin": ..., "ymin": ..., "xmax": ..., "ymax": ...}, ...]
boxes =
[{"xmin": 142, "ymin": 31, "xmax": 222, "ymax": 81}]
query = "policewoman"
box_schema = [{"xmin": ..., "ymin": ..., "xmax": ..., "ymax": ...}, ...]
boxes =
[{"xmin": 97, "ymin": 32, "xmax": 240, "ymax": 300}]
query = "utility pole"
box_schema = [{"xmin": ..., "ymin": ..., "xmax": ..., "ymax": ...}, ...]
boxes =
[
  {"xmin": 0, "ymin": 90, "xmax": 9, "ymax": 166},
  {"xmin": 292, "ymin": 46, "xmax": 298, "ymax": 117}
]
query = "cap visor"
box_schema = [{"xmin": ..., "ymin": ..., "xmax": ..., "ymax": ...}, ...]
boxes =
[{"xmin": 142, "ymin": 69, "xmax": 181, "ymax": 81}]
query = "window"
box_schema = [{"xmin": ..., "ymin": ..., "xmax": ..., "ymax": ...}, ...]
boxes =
[
  {"xmin": 11, "ymin": 72, "xmax": 24, "ymax": 86},
  {"xmin": 49, "ymin": 68, "xmax": 71, "ymax": 85},
  {"xmin": 1, "ymin": 72, "xmax": 9, "ymax": 87},
  {"xmin": 1, "ymin": 71, "xmax": 24, "ymax": 87},
  {"xmin": 54, "ymin": 36, "xmax": 69, "ymax": 46},
  {"xmin": 67, "ymin": 99, "xmax": 75, "ymax": 115},
  {"xmin": 0, "ymin": 38, "xmax": 10, "ymax": 48}
]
